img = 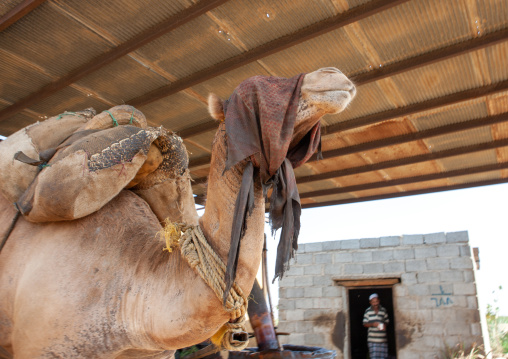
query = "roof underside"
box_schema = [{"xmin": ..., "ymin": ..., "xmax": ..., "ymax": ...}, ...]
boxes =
[{"xmin": 1, "ymin": 0, "xmax": 507, "ymax": 209}]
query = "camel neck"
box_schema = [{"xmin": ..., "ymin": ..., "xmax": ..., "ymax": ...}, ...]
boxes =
[{"xmin": 199, "ymin": 123, "xmax": 266, "ymax": 293}]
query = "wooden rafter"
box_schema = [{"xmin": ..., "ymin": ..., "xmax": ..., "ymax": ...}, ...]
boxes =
[
  {"xmin": 300, "ymin": 177, "xmax": 508, "ymax": 209},
  {"xmin": 0, "ymin": 0, "xmax": 47, "ymax": 32},
  {"xmin": 299, "ymin": 162, "xmax": 508, "ymax": 199},
  {"xmin": 128, "ymin": 0, "xmax": 410, "ymax": 107},
  {"xmin": 188, "ymin": 110, "xmax": 508, "ymax": 170},
  {"xmin": 0, "ymin": 0, "xmax": 229, "ymax": 123},
  {"xmin": 179, "ymin": 29, "xmax": 508, "ymax": 139}
]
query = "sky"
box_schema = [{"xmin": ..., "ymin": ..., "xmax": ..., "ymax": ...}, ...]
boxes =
[{"xmin": 261, "ymin": 182, "xmax": 508, "ymax": 317}]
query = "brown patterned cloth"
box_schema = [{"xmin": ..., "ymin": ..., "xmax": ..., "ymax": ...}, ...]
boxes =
[{"xmin": 222, "ymin": 73, "xmax": 321, "ymax": 300}]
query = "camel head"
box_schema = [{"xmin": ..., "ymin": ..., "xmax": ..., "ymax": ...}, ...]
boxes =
[
  {"xmin": 208, "ymin": 67, "xmax": 355, "ymax": 148},
  {"xmin": 292, "ymin": 67, "xmax": 355, "ymax": 148}
]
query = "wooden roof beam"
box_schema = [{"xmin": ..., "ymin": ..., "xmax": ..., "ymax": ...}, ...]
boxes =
[
  {"xmin": 0, "ymin": 0, "xmax": 47, "ymax": 32},
  {"xmin": 170, "ymin": 28, "xmax": 508, "ymax": 139},
  {"xmin": 128, "ymin": 0, "xmax": 410, "ymax": 107},
  {"xmin": 299, "ymin": 162, "xmax": 508, "ymax": 199},
  {"xmin": 191, "ymin": 137, "xmax": 508, "ymax": 186},
  {"xmin": 301, "ymin": 177, "xmax": 508, "ymax": 209},
  {"xmin": 0, "ymin": 0, "xmax": 229, "ymax": 123},
  {"xmin": 297, "ymin": 138, "xmax": 508, "ymax": 184},
  {"xmin": 188, "ymin": 100, "xmax": 508, "ymax": 173}
]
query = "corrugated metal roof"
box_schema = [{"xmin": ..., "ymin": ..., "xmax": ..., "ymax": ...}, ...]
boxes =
[{"xmin": 0, "ymin": 0, "xmax": 507, "ymax": 208}]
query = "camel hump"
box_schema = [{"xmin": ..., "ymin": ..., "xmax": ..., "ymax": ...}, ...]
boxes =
[{"xmin": 208, "ymin": 93, "xmax": 225, "ymax": 121}]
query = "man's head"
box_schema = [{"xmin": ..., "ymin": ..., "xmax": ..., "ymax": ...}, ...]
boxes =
[{"xmin": 369, "ymin": 293, "xmax": 379, "ymax": 307}]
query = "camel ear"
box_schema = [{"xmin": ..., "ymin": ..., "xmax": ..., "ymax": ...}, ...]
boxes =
[{"xmin": 208, "ymin": 93, "xmax": 225, "ymax": 121}]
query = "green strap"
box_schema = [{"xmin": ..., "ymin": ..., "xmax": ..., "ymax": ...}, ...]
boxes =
[
  {"xmin": 130, "ymin": 107, "xmax": 135, "ymax": 124},
  {"xmin": 104, "ymin": 110, "xmax": 119, "ymax": 126},
  {"xmin": 55, "ymin": 111, "xmax": 80, "ymax": 120}
]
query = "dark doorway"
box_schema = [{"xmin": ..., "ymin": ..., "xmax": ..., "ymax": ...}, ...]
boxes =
[{"xmin": 348, "ymin": 287, "xmax": 396, "ymax": 359}]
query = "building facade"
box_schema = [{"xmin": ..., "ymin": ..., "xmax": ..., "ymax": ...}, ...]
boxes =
[{"xmin": 277, "ymin": 231, "xmax": 485, "ymax": 359}]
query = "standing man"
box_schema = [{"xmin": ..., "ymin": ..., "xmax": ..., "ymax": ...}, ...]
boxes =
[{"xmin": 363, "ymin": 293, "xmax": 389, "ymax": 359}]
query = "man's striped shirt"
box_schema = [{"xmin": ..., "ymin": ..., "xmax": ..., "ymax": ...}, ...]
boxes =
[{"xmin": 363, "ymin": 305, "xmax": 389, "ymax": 343}]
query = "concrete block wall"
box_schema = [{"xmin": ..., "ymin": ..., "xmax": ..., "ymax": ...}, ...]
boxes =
[{"xmin": 277, "ymin": 231, "xmax": 485, "ymax": 359}]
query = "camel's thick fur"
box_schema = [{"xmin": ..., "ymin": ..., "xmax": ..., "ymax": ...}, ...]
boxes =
[{"xmin": 0, "ymin": 67, "xmax": 355, "ymax": 358}]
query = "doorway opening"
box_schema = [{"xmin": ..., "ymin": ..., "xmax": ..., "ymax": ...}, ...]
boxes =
[{"xmin": 348, "ymin": 286, "xmax": 397, "ymax": 359}]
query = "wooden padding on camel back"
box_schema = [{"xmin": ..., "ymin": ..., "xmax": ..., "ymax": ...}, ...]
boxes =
[
  {"xmin": 0, "ymin": 109, "xmax": 95, "ymax": 204},
  {"xmin": 17, "ymin": 125, "xmax": 161, "ymax": 222}
]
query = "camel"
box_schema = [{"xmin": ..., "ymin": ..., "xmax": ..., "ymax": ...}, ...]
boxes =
[{"xmin": 0, "ymin": 67, "xmax": 355, "ymax": 358}]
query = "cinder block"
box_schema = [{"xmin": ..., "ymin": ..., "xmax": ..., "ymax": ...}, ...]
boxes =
[
  {"xmin": 334, "ymin": 252, "xmax": 353, "ymax": 263},
  {"xmin": 426, "ymin": 257, "xmax": 450, "ymax": 270},
  {"xmin": 402, "ymin": 234, "xmax": 424, "ymax": 245},
  {"xmin": 467, "ymin": 295, "xmax": 479, "ymax": 309},
  {"xmin": 463, "ymin": 270, "xmax": 475, "ymax": 283},
  {"xmin": 423, "ymin": 232, "xmax": 446, "ymax": 244},
  {"xmin": 446, "ymin": 231, "xmax": 469, "ymax": 243},
  {"xmin": 314, "ymin": 275, "xmax": 333, "ymax": 286},
  {"xmin": 373, "ymin": 250, "xmax": 394, "ymax": 261},
  {"xmin": 455, "ymin": 308, "xmax": 480, "ymax": 323},
  {"xmin": 439, "ymin": 270, "xmax": 463, "ymax": 283},
  {"xmin": 393, "ymin": 285, "xmax": 407, "ymax": 296},
  {"xmin": 360, "ymin": 237, "xmax": 380, "ymax": 248},
  {"xmin": 304, "ymin": 265, "xmax": 322, "ymax": 275},
  {"xmin": 286, "ymin": 288, "xmax": 304, "ymax": 298},
  {"xmin": 341, "ymin": 239, "xmax": 360, "ymax": 249},
  {"xmin": 471, "ymin": 323, "xmax": 482, "ymax": 336},
  {"xmin": 352, "ymin": 251, "xmax": 372, "ymax": 262},
  {"xmin": 384, "ymin": 261, "xmax": 405, "ymax": 273},
  {"xmin": 363, "ymin": 262, "xmax": 384, "ymax": 273},
  {"xmin": 304, "ymin": 286, "xmax": 323, "ymax": 298},
  {"xmin": 315, "ymin": 253, "xmax": 333, "ymax": 264},
  {"xmin": 295, "ymin": 298, "xmax": 314, "ymax": 309},
  {"xmin": 405, "ymin": 259, "xmax": 427, "ymax": 272},
  {"xmin": 303, "ymin": 309, "xmax": 332, "ymax": 321},
  {"xmin": 286, "ymin": 266, "xmax": 304, "ymax": 276},
  {"xmin": 296, "ymin": 320, "xmax": 314, "ymax": 333},
  {"xmin": 279, "ymin": 276, "xmax": 296, "ymax": 288},
  {"xmin": 453, "ymin": 283, "xmax": 476, "ymax": 295},
  {"xmin": 459, "ymin": 244, "xmax": 472, "ymax": 257},
  {"xmin": 417, "ymin": 272, "xmax": 440, "ymax": 283},
  {"xmin": 437, "ymin": 244, "xmax": 460, "ymax": 257},
  {"xmin": 278, "ymin": 299, "xmax": 295, "ymax": 310},
  {"xmin": 289, "ymin": 309, "xmax": 305, "ymax": 321},
  {"xmin": 323, "ymin": 241, "xmax": 342, "ymax": 251},
  {"xmin": 313, "ymin": 297, "xmax": 336, "ymax": 309},
  {"xmin": 429, "ymin": 284, "xmax": 453, "ymax": 295},
  {"xmin": 323, "ymin": 286, "xmax": 342, "ymax": 297},
  {"xmin": 394, "ymin": 248, "xmax": 415, "ymax": 260},
  {"xmin": 304, "ymin": 333, "xmax": 325, "ymax": 346},
  {"xmin": 396, "ymin": 297, "xmax": 417, "ymax": 309},
  {"xmin": 296, "ymin": 253, "xmax": 314, "ymax": 265},
  {"xmin": 296, "ymin": 276, "xmax": 314, "ymax": 287},
  {"xmin": 414, "ymin": 247, "xmax": 437, "ymax": 259},
  {"xmin": 380, "ymin": 236, "xmax": 400, "ymax": 247},
  {"xmin": 450, "ymin": 257, "xmax": 473, "ymax": 269},
  {"xmin": 278, "ymin": 321, "xmax": 296, "ymax": 333},
  {"xmin": 324, "ymin": 263, "xmax": 343, "ymax": 276},
  {"xmin": 408, "ymin": 284, "xmax": 430, "ymax": 296},
  {"xmin": 344, "ymin": 263, "xmax": 363, "ymax": 274},
  {"xmin": 449, "ymin": 295, "xmax": 467, "ymax": 307},
  {"xmin": 432, "ymin": 308, "xmax": 456, "ymax": 322},
  {"xmin": 305, "ymin": 242, "xmax": 324, "ymax": 253},
  {"xmin": 401, "ymin": 272, "xmax": 417, "ymax": 284},
  {"xmin": 445, "ymin": 322, "xmax": 471, "ymax": 335}
]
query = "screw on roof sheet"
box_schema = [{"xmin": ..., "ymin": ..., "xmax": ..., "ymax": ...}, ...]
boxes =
[{"xmin": 266, "ymin": 13, "xmax": 270, "ymax": 17}]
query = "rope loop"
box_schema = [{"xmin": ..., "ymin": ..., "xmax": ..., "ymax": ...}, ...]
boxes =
[
  {"xmin": 103, "ymin": 110, "xmax": 119, "ymax": 126},
  {"xmin": 157, "ymin": 220, "xmax": 249, "ymax": 350}
]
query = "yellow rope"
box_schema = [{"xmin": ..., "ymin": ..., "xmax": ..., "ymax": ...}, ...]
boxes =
[{"xmin": 157, "ymin": 221, "xmax": 249, "ymax": 351}]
